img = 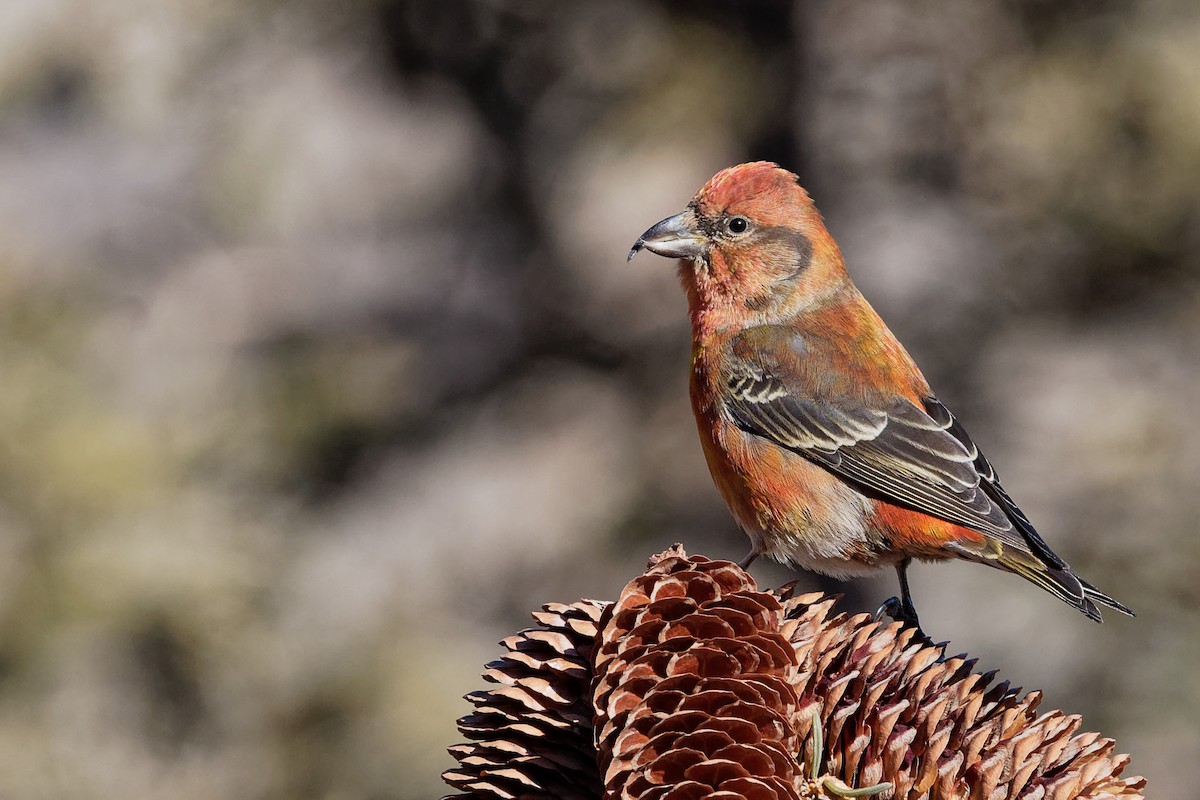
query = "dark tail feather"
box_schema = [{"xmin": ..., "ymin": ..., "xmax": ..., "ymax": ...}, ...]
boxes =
[
  {"xmin": 997, "ymin": 549, "xmax": 1132, "ymax": 622},
  {"xmin": 1080, "ymin": 576, "xmax": 1136, "ymax": 618},
  {"xmin": 946, "ymin": 539, "xmax": 1134, "ymax": 622}
]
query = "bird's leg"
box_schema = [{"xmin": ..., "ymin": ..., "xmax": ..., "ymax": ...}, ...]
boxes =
[
  {"xmin": 737, "ymin": 550, "xmax": 759, "ymax": 570},
  {"xmin": 896, "ymin": 557, "xmax": 919, "ymax": 625},
  {"xmin": 875, "ymin": 558, "xmax": 931, "ymax": 643}
]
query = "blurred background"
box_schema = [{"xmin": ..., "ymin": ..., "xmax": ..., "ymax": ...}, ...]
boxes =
[{"xmin": 0, "ymin": 0, "xmax": 1197, "ymax": 797}]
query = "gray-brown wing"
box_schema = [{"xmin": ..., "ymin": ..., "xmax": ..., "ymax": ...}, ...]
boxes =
[{"xmin": 725, "ymin": 366, "xmax": 1026, "ymax": 547}]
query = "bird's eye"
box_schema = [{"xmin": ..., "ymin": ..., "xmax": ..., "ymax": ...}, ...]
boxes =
[{"xmin": 727, "ymin": 216, "xmax": 748, "ymax": 234}]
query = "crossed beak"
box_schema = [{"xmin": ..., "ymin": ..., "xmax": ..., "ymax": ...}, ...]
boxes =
[{"xmin": 628, "ymin": 210, "xmax": 707, "ymax": 262}]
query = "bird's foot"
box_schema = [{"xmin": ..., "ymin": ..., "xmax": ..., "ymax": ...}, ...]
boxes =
[
  {"xmin": 736, "ymin": 550, "xmax": 759, "ymax": 570},
  {"xmin": 874, "ymin": 596, "xmax": 916, "ymax": 626},
  {"xmin": 874, "ymin": 597, "xmax": 934, "ymax": 647}
]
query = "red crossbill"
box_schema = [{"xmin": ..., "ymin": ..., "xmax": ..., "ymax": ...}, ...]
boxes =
[{"xmin": 629, "ymin": 161, "xmax": 1131, "ymax": 626}]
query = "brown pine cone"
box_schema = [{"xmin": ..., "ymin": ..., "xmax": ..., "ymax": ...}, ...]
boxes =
[
  {"xmin": 443, "ymin": 547, "xmax": 1145, "ymax": 800},
  {"xmin": 592, "ymin": 546, "xmax": 805, "ymax": 800},
  {"xmin": 443, "ymin": 599, "xmax": 608, "ymax": 800},
  {"xmin": 780, "ymin": 592, "xmax": 1146, "ymax": 800}
]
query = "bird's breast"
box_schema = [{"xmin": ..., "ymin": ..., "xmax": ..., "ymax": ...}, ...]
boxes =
[{"xmin": 689, "ymin": 365, "xmax": 884, "ymax": 576}]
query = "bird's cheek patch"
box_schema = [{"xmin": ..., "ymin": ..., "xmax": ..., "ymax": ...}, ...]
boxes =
[
  {"xmin": 742, "ymin": 290, "xmax": 776, "ymax": 312},
  {"xmin": 778, "ymin": 229, "xmax": 814, "ymax": 277},
  {"xmin": 739, "ymin": 231, "xmax": 812, "ymax": 312}
]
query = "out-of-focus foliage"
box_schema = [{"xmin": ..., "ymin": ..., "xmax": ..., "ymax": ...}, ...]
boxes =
[{"xmin": 0, "ymin": 0, "xmax": 1195, "ymax": 798}]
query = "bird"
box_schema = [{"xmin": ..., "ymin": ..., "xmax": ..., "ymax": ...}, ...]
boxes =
[{"xmin": 628, "ymin": 161, "xmax": 1132, "ymax": 628}]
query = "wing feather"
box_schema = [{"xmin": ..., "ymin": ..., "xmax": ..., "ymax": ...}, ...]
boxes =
[
  {"xmin": 718, "ymin": 332, "xmax": 1131, "ymax": 619},
  {"xmin": 723, "ymin": 365, "xmax": 1028, "ymax": 549}
]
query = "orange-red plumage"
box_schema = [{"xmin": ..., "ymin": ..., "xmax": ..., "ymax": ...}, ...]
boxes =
[{"xmin": 630, "ymin": 162, "xmax": 1131, "ymax": 625}]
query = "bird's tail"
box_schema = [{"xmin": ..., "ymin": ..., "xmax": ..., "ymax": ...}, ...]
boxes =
[
  {"xmin": 1079, "ymin": 575, "xmax": 1135, "ymax": 618},
  {"xmin": 997, "ymin": 548, "xmax": 1134, "ymax": 622}
]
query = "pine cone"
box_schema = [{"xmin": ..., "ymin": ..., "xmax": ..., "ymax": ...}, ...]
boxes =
[
  {"xmin": 780, "ymin": 592, "xmax": 1146, "ymax": 800},
  {"xmin": 592, "ymin": 546, "xmax": 804, "ymax": 800},
  {"xmin": 443, "ymin": 599, "xmax": 609, "ymax": 800},
  {"xmin": 443, "ymin": 547, "xmax": 1145, "ymax": 800}
]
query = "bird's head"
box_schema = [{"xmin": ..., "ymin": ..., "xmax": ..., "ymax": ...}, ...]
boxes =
[{"xmin": 629, "ymin": 162, "xmax": 849, "ymax": 326}]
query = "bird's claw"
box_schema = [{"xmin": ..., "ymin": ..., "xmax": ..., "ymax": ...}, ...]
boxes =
[
  {"xmin": 874, "ymin": 596, "xmax": 907, "ymax": 624},
  {"xmin": 875, "ymin": 596, "xmax": 935, "ymax": 649}
]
